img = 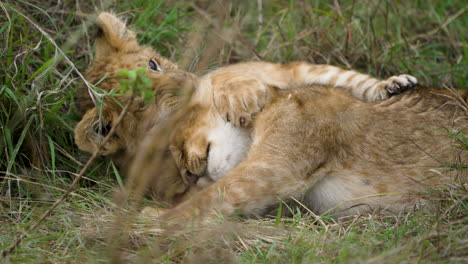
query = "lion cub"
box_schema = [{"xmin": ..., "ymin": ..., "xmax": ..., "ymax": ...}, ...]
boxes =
[
  {"xmin": 155, "ymin": 85, "xmax": 466, "ymax": 229},
  {"xmin": 75, "ymin": 12, "xmax": 416, "ymax": 174},
  {"xmin": 74, "ymin": 13, "xmax": 197, "ymax": 169}
]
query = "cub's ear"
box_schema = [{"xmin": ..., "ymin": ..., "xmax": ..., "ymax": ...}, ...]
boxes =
[{"xmin": 94, "ymin": 12, "xmax": 139, "ymax": 59}]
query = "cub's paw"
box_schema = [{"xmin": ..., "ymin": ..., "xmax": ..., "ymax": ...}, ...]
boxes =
[
  {"xmin": 212, "ymin": 72, "xmax": 268, "ymax": 127},
  {"xmin": 140, "ymin": 206, "xmax": 167, "ymax": 218},
  {"xmin": 384, "ymin": 74, "xmax": 418, "ymax": 94},
  {"xmin": 372, "ymin": 74, "xmax": 418, "ymax": 101}
]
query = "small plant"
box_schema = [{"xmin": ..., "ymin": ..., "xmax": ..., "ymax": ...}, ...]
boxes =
[
  {"xmin": 116, "ymin": 68, "xmax": 154, "ymax": 104},
  {"xmin": 447, "ymin": 129, "xmax": 468, "ymax": 150}
]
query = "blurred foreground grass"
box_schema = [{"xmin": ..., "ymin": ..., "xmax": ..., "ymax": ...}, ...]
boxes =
[{"xmin": 0, "ymin": 0, "xmax": 466, "ymax": 263}]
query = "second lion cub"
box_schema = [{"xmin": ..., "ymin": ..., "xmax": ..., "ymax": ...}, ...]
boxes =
[{"xmin": 155, "ymin": 85, "xmax": 467, "ymax": 229}]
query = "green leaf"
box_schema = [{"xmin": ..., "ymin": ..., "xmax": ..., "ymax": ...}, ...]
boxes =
[
  {"xmin": 26, "ymin": 57, "xmax": 55, "ymax": 83},
  {"xmin": 142, "ymin": 89, "xmax": 155, "ymax": 104},
  {"xmin": 3, "ymin": 85, "xmax": 20, "ymax": 107},
  {"xmin": 142, "ymin": 76, "xmax": 152, "ymax": 87},
  {"xmin": 4, "ymin": 128, "xmax": 13, "ymax": 157},
  {"xmin": 127, "ymin": 70, "xmax": 137, "ymax": 81},
  {"xmin": 116, "ymin": 70, "xmax": 130, "ymax": 76},
  {"xmin": 6, "ymin": 115, "xmax": 34, "ymax": 175},
  {"xmin": 275, "ymin": 200, "xmax": 283, "ymax": 226},
  {"xmin": 111, "ymin": 161, "xmax": 124, "ymax": 190},
  {"xmin": 47, "ymin": 135, "xmax": 56, "ymax": 172},
  {"xmin": 135, "ymin": 68, "xmax": 147, "ymax": 75},
  {"xmin": 0, "ymin": 21, "xmax": 10, "ymax": 35}
]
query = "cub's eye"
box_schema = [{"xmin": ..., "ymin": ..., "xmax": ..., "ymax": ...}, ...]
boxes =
[{"xmin": 149, "ymin": 59, "xmax": 160, "ymax": 72}]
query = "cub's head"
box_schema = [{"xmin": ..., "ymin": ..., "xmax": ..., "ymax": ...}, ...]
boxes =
[
  {"xmin": 166, "ymin": 103, "xmax": 251, "ymax": 202},
  {"xmin": 75, "ymin": 13, "xmax": 196, "ymax": 158}
]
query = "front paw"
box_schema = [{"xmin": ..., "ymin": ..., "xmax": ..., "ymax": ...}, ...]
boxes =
[
  {"xmin": 384, "ymin": 74, "xmax": 418, "ymax": 94},
  {"xmin": 372, "ymin": 74, "xmax": 418, "ymax": 101},
  {"xmin": 140, "ymin": 206, "xmax": 167, "ymax": 218},
  {"xmin": 212, "ymin": 72, "xmax": 268, "ymax": 127}
]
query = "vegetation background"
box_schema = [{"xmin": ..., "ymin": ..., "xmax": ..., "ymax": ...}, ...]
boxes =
[{"xmin": 0, "ymin": 0, "xmax": 466, "ymax": 263}]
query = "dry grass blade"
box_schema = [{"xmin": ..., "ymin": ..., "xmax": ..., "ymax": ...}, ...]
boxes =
[
  {"xmin": 290, "ymin": 196, "xmax": 328, "ymax": 230},
  {"xmin": 1, "ymin": 175, "xmax": 87, "ymax": 200}
]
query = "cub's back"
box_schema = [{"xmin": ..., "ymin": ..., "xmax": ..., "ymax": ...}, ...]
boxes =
[
  {"xmin": 254, "ymin": 86, "xmax": 466, "ymax": 171},
  {"xmin": 253, "ymin": 86, "xmax": 466, "ymax": 214}
]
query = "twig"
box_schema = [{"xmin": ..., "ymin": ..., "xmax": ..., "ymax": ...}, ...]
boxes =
[
  {"xmin": 1, "ymin": 98, "xmax": 133, "ymax": 258},
  {"xmin": 237, "ymin": 31, "xmax": 263, "ymax": 60}
]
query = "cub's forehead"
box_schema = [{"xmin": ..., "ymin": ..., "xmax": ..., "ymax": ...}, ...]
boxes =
[
  {"xmin": 85, "ymin": 48, "xmax": 154, "ymax": 82},
  {"xmin": 88, "ymin": 47, "xmax": 177, "ymax": 78},
  {"xmin": 96, "ymin": 47, "xmax": 156, "ymax": 68}
]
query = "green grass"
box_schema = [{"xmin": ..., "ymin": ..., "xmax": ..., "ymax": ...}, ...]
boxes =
[{"xmin": 0, "ymin": 0, "xmax": 467, "ymax": 263}]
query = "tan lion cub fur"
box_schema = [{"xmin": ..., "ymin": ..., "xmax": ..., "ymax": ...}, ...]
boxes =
[
  {"xmin": 74, "ymin": 13, "xmax": 197, "ymax": 169},
  {"xmin": 151, "ymin": 85, "xmax": 467, "ymax": 229},
  {"xmin": 75, "ymin": 12, "xmax": 416, "ymax": 175}
]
